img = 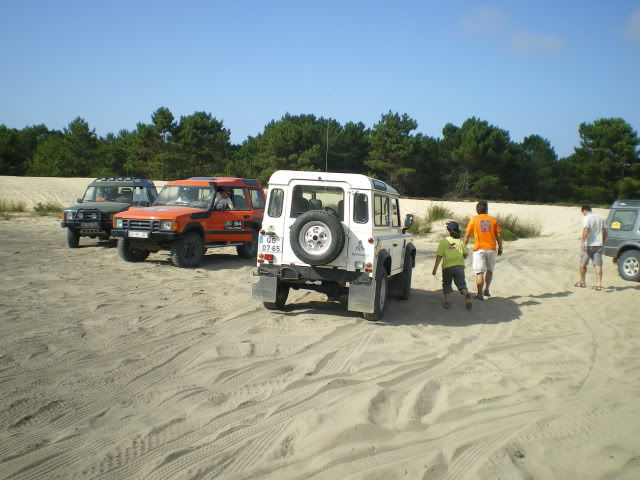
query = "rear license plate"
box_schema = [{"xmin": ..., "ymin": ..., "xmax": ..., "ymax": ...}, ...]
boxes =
[
  {"xmin": 81, "ymin": 222, "xmax": 99, "ymax": 228},
  {"xmin": 259, "ymin": 235, "xmax": 282, "ymax": 253},
  {"xmin": 128, "ymin": 231, "xmax": 149, "ymax": 239}
]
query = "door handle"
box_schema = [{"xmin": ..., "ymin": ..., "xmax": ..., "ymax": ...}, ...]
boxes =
[{"xmin": 244, "ymin": 215, "xmax": 250, "ymax": 219}]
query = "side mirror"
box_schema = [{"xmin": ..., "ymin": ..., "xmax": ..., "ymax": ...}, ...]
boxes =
[
  {"xmin": 402, "ymin": 214, "xmax": 414, "ymax": 233},
  {"xmin": 76, "ymin": 198, "xmax": 83, "ymax": 203}
]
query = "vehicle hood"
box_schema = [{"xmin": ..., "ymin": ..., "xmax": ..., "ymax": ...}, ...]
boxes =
[
  {"xmin": 64, "ymin": 201, "xmax": 130, "ymax": 214},
  {"xmin": 114, "ymin": 206, "xmax": 205, "ymax": 220}
]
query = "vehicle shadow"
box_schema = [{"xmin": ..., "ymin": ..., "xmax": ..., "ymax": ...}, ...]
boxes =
[
  {"xmin": 266, "ymin": 286, "xmax": 525, "ymax": 326},
  {"xmin": 78, "ymin": 239, "xmax": 118, "ymax": 248},
  {"xmin": 144, "ymin": 252, "xmax": 256, "ymax": 272},
  {"xmin": 280, "ymin": 299, "xmax": 363, "ymax": 319}
]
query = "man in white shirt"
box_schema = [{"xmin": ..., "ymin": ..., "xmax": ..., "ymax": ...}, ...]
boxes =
[
  {"xmin": 214, "ymin": 188, "xmax": 234, "ymax": 210},
  {"xmin": 576, "ymin": 205, "xmax": 608, "ymax": 290}
]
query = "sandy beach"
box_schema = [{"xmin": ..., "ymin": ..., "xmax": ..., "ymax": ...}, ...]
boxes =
[{"xmin": 0, "ymin": 176, "xmax": 639, "ymax": 480}]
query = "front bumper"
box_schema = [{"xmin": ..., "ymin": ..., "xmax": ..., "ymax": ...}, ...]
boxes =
[
  {"xmin": 111, "ymin": 229, "xmax": 178, "ymax": 241},
  {"xmin": 61, "ymin": 220, "xmax": 110, "ymax": 234}
]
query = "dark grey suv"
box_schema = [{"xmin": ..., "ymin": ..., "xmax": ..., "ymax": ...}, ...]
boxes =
[
  {"xmin": 61, "ymin": 177, "xmax": 157, "ymax": 248},
  {"xmin": 603, "ymin": 199, "xmax": 640, "ymax": 282}
]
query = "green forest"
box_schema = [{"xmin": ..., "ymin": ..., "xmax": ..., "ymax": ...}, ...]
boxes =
[{"xmin": 1, "ymin": 108, "xmax": 639, "ymax": 204}]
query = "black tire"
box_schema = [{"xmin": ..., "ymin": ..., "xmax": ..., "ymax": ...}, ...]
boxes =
[
  {"xmin": 171, "ymin": 232, "xmax": 205, "ymax": 268},
  {"xmin": 67, "ymin": 228, "xmax": 80, "ymax": 248},
  {"xmin": 398, "ymin": 250, "xmax": 413, "ymax": 300},
  {"xmin": 363, "ymin": 263, "xmax": 388, "ymax": 321},
  {"xmin": 290, "ymin": 210, "xmax": 345, "ymax": 266},
  {"xmin": 237, "ymin": 230, "xmax": 258, "ymax": 259},
  {"xmin": 263, "ymin": 281, "xmax": 290, "ymax": 310},
  {"xmin": 118, "ymin": 238, "xmax": 150, "ymax": 262},
  {"xmin": 618, "ymin": 250, "xmax": 640, "ymax": 282}
]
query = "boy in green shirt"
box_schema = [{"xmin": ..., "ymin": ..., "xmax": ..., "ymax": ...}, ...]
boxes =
[{"xmin": 432, "ymin": 221, "xmax": 473, "ymax": 310}]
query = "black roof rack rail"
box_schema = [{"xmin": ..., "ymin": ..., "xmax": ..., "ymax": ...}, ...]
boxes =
[
  {"xmin": 188, "ymin": 177, "xmax": 217, "ymax": 180},
  {"xmin": 94, "ymin": 177, "xmax": 153, "ymax": 184},
  {"xmin": 612, "ymin": 199, "xmax": 640, "ymax": 207}
]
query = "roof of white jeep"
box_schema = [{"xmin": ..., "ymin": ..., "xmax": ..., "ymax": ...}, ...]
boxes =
[{"xmin": 268, "ymin": 170, "xmax": 398, "ymax": 194}]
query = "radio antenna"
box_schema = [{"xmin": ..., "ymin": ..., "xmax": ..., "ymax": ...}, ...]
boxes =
[{"xmin": 325, "ymin": 121, "xmax": 329, "ymax": 172}]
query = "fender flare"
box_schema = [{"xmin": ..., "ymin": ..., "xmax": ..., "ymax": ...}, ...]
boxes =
[
  {"xmin": 376, "ymin": 249, "xmax": 392, "ymax": 276},
  {"xmin": 183, "ymin": 222, "xmax": 205, "ymax": 237},
  {"xmin": 405, "ymin": 243, "xmax": 417, "ymax": 268}
]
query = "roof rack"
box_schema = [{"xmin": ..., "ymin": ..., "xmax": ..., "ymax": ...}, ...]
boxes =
[
  {"xmin": 95, "ymin": 177, "xmax": 150, "ymax": 182},
  {"xmin": 188, "ymin": 177, "xmax": 217, "ymax": 180},
  {"xmin": 612, "ymin": 199, "xmax": 640, "ymax": 207}
]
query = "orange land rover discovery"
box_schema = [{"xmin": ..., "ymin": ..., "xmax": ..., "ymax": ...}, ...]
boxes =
[{"xmin": 111, "ymin": 177, "xmax": 265, "ymax": 267}]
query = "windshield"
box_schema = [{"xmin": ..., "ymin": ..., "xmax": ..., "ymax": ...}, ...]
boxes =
[
  {"xmin": 153, "ymin": 186, "xmax": 213, "ymax": 209},
  {"xmin": 82, "ymin": 185, "xmax": 151, "ymax": 204}
]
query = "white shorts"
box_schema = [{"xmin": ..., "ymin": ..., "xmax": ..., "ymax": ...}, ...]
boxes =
[{"xmin": 473, "ymin": 250, "xmax": 497, "ymax": 273}]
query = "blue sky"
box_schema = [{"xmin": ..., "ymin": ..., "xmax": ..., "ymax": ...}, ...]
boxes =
[{"xmin": 1, "ymin": 0, "xmax": 639, "ymax": 158}]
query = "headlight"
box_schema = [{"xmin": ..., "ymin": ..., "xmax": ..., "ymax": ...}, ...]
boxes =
[
  {"xmin": 65, "ymin": 211, "xmax": 74, "ymax": 220},
  {"xmin": 115, "ymin": 218, "xmax": 123, "ymax": 228},
  {"xmin": 160, "ymin": 220, "xmax": 173, "ymax": 231}
]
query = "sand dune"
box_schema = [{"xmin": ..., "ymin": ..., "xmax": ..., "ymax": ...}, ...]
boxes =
[{"xmin": 0, "ymin": 176, "xmax": 638, "ymax": 479}]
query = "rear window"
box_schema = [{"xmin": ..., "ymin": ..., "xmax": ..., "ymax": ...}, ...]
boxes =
[
  {"xmin": 289, "ymin": 185, "xmax": 345, "ymax": 220},
  {"xmin": 267, "ymin": 189, "xmax": 284, "ymax": 217},
  {"xmin": 609, "ymin": 210, "xmax": 638, "ymax": 232}
]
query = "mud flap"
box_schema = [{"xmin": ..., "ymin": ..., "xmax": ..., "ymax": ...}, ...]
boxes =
[
  {"xmin": 252, "ymin": 276, "xmax": 278, "ymax": 302},
  {"xmin": 348, "ymin": 281, "xmax": 376, "ymax": 313}
]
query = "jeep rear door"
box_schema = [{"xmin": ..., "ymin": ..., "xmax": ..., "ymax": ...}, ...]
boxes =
[{"xmin": 281, "ymin": 180, "xmax": 350, "ymax": 267}]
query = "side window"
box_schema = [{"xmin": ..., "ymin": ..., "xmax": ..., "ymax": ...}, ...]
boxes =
[
  {"xmin": 148, "ymin": 187, "xmax": 157, "ymax": 203},
  {"xmin": 609, "ymin": 210, "xmax": 638, "ymax": 231},
  {"xmin": 267, "ymin": 189, "xmax": 284, "ymax": 217},
  {"xmin": 230, "ymin": 188, "xmax": 249, "ymax": 210},
  {"xmin": 353, "ymin": 193, "xmax": 369, "ymax": 223},
  {"xmin": 250, "ymin": 189, "xmax": 265, "ymax": 209},
  {"xmin": 374, "ymin": 194, "xmax": 389, "ymax": 227},
  {"xmin": 391, "ymin": 199, "xmax": 400, "ymax": 227}
]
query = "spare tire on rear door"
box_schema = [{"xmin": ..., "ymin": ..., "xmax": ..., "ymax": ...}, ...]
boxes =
[{"xmin": 290, "ymin": 210, "xmax": 345, "ymax": 266}]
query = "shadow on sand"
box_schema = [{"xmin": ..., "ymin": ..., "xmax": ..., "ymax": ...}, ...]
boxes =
[{"xmin": 265, "ymin": 286, "xmax": 533, "ymax": 327}]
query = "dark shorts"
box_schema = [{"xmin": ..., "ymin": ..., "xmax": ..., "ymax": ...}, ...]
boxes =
[
  {"xmin": 442, "ymin": 265, "xmax": 467, "ymax": 294},
  {"xmin": 580, "ymin": 246, "xmax": 603, "ymax": 267}
]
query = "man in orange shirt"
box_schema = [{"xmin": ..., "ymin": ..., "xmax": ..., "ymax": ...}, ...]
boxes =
[{"xmin": 463, "ymin": 201, "xmax": 503, "ymax": 300}]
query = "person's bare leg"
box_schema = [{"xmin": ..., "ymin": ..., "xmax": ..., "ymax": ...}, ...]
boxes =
[
  {"xmin": 579, "ymin": 265, "xmax": 587, "ymax": 285},
  {"xmin": 443, "ymin": 292, "xmax": 451, "ymax": 308},
  {"xmin": 594, "ymin": 265, "xmax": 603, "ymax": 288},
  {"xmin": 476, "ymin": 273, "xmax": 484, "ymax": 297},
  {"xmin": 484, "ymin": 271, "xmax": 493, "ymax": 294}
]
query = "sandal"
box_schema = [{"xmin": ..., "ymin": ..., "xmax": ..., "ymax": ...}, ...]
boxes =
[
  {"xmin": 474, "ymin": 294, "xmax": 484, "ymax": 301},
  {"xmin": 592, "ymin": 286, "xmax": 602, "ymax": 291},
  {"xmin": 443, "ymin": 303, "xmax": 451, "ymax": 309},
  {"xmin": 465, "ymin": 294, "xmax": 472, "ymax": 310},
  {"xmin": 574, "ymin": 282, "xmax": 586, "ymax": 288}
]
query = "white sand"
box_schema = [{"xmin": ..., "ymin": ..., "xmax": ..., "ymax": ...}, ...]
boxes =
[{"xmin": 0, "ymin": 176, "xmax": 639, "ymax": 480}]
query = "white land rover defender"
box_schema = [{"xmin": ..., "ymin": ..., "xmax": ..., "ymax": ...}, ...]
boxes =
[{"xmin": 251, "ymin": 170, "xmax": 416, "ymax": 321}]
